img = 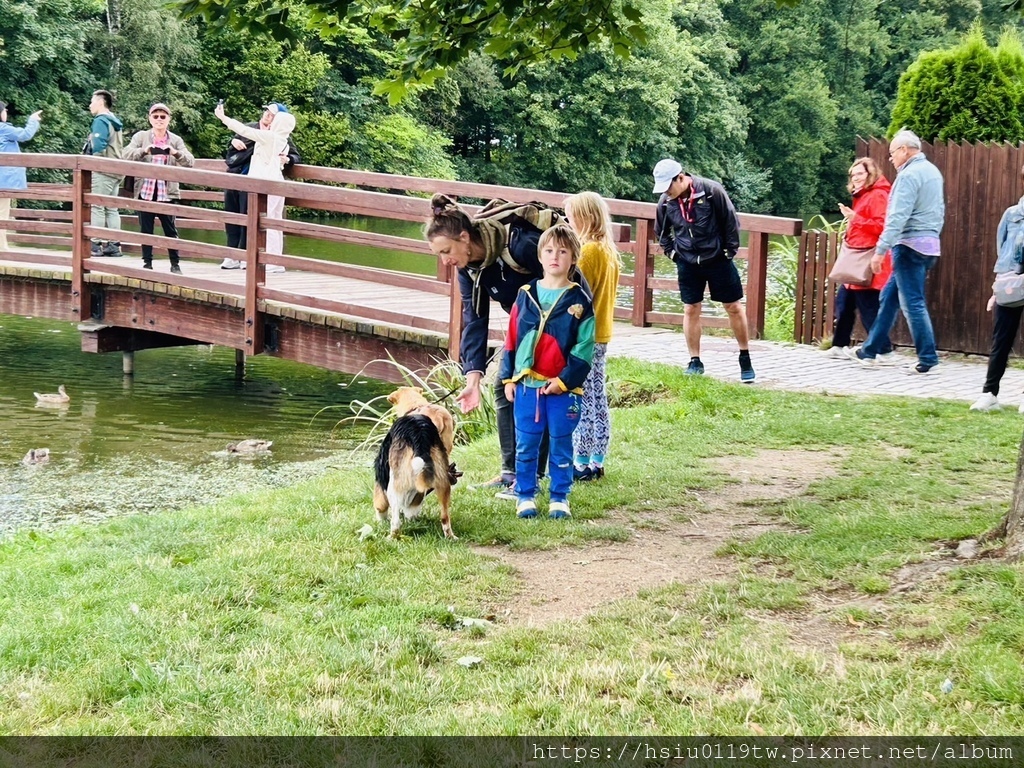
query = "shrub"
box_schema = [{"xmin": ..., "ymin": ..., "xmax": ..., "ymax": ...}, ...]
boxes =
[{"xmin": 888, "ymin": 26, "xmax": 1024, "ymax": 142}]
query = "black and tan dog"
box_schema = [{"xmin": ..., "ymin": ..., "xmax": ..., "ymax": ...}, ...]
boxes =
[{"xmin": 373, "ymin": 412, "xmax": 457, "ymax": 540}]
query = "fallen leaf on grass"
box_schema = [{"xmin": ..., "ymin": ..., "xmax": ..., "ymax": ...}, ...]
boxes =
[
  {"xmin": 357, "ymin": 524, "xmax": 375, "ymax": 541},
  {"xmin": 458, "ymin": 617, "xmax": 493, "ymax": 629},
  {"xmin": 922, "ymin": 691, "xmax": 937, "ymax": 703},
  {"xmin": 847, "ymin": 614, "xmax": 865, "ymax": 628},
  {"xmin": 457, "ymin": 656, "xmax": 483, "ymax": 668}
]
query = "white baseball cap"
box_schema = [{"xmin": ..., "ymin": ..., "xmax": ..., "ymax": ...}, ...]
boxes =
[{"xmin": 652, "ymin": 158, "xmax": 684, "ymax": 194}]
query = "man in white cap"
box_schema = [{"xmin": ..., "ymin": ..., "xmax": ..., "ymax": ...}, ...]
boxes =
[{"xmin": 652, "ymin": 158, "xmax": 754, "ymax": 382}]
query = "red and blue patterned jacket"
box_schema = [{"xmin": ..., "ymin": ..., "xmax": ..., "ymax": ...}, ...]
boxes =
[{"xmin": 498, "ymin": 280, "xmax": 595, "ymax": 394}]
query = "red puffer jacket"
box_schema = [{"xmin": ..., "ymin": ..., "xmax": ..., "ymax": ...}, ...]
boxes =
[{"xmin": 845, "ymin": 176, "xmax": 892, "ymax": 291}]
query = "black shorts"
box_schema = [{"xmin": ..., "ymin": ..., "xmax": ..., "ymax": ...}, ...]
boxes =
[{"xmin": 676, "ymin": 257, "xmax": 744, "ymax": 305}]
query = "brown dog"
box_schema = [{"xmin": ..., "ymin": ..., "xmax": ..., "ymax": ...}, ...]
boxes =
[
  {"xmin": 373, "ymin": 413, "xmax": 455, "ymax": 539},
  {"xmin": 387, "ymin": 387, "xmax": 456, "ymax": 454}
]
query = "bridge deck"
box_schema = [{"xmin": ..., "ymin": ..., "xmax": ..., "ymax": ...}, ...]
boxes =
[{"xmin": 0, "ymin": 249, "xmax": 508, "ymax": 341}]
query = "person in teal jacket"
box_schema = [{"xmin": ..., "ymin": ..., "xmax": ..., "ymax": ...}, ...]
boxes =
[
  {"xmin": 0, "ymin": 101, "xmax": 42, "ymax": 251},
  {"xmin": 83, "ymin": 89, "xmax": 125, "ymax": 257},
  {"xmin": 499, "ymin": 224, "xmax": 595, "ymax": 521}
]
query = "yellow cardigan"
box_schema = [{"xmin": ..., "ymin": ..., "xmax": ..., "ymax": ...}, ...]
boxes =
[{"xmin": 579, "ymin": 241, "xmax": 620, "ymax": 344}]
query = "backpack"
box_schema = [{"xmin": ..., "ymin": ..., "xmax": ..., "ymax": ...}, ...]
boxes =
[{"xmin": 474, "ymin": 199, "xmax": 566, "ymax": 274}]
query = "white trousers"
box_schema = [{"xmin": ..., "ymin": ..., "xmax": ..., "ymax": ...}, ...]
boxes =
[
  {"xmin": 265, "ymin": 195, "xmax": 285, "ymax": 255},
  {"xmin": 0, "ymin": 197, "xmax": 11, "ymax": 251}
]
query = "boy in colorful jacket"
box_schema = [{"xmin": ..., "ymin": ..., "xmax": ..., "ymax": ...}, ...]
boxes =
[{"xmin": 499, "ymin": 224, "xmax": 595, "ymax": 520}]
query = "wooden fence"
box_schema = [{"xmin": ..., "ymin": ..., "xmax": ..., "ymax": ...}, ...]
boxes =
[
  {"xmin": 0, "ymin": 155, "xmax": 802, "ymax": 364},
  {"xmin": 797, "ymin": 138, "xmax": 1024, "ymax": 354}
]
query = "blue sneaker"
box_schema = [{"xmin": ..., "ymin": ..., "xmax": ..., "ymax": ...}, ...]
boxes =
[
  {"xmin": 739, "ymin": 354, "xmax": 755, "ymax": 383},
  {"xmin": 548, "ymin": 500, "xmax": 571, "ymax": 520},
  {"xmin": 685, "ymin": 358, "xmax": 704, "ymax": 375},
  {"xmin": 516, "ymin": 499, "xmax": 538, "ymax": 519}
]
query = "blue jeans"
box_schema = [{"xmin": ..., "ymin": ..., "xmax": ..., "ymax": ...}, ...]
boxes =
[
  {"xmin": 512, "ymin": 384, "xmax": 581, "ymax": 503},
  {"xmin": 861, "ymin": 244, "xmax": 938, "ymax": 367}
]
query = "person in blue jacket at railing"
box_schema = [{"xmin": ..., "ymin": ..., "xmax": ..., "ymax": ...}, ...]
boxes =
[{"xmin": 0, "ymin": 100, "xmax": 42, "ymax": 252}]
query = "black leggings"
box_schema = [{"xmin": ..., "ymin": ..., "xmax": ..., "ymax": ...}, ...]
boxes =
[{"xmin": 984, "ymin": 303, "xmax": 1024, "ymax": 396}]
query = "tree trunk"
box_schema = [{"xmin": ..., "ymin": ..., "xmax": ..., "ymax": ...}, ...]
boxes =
[{"xmin": 996, "ymin": 429, "xmax": 1024, "ymax": 559}]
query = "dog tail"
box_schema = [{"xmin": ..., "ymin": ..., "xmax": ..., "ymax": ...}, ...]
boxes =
[{"xmin": 411, "ymin": 456, "xmax": 426, "ymax": 475}]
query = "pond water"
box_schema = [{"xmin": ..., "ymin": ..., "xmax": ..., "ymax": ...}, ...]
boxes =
[{"xmin": 0, "ymin": 311, "xmax": 394, "ymax": 537}]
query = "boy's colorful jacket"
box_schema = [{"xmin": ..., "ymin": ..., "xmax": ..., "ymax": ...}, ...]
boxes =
[{"xmin": 499, "ymin": 281, "xmax": 596, "ymax": 394}]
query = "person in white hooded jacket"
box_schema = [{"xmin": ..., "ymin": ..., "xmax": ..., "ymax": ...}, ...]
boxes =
[{"xmin": 215, "ymin": 102, "xmax": 296, "ymax": 263}]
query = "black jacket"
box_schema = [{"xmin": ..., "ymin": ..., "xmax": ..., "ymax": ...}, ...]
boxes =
[
  {"xmin": 224, "ymin": 122, "xmax": 302, "ymax": 175},
  {"xmin": 655, "ymin": 175, "xmax": 740, "ymax": 265}
]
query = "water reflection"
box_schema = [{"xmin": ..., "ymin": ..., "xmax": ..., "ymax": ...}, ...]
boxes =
[{"xmin": 0, "ymin": 314, "xmax": 392, "ymax": 534}]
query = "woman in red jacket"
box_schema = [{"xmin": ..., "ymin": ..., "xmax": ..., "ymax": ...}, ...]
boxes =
[{"xmin": 828, "ymin": 157, "xmax": 896, "ymax": 360}]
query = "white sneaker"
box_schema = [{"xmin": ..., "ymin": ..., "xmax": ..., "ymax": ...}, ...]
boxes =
[
  {"xmin": 220, "ymin": 258, "xmax": 243, "ymax": 270},
  {"xmin": 970, "ymin": 393, "xmax": 1000, "ymax": 412},
  {"xmin": 266, "ymin": 265, "xmax": 286, "ymax": 274},
  {"xmin": 876, "ymin": 352, "xmax": 903, "ymax": 366},
  {"xmin": 825, "ymin": 345, "xmax": 850, "ymax": 359}
]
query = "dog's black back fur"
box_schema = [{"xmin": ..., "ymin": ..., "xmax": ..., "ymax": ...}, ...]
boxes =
[{"xmin": 374, "ymin": 414, "xmax": 445, "ymax": 489}]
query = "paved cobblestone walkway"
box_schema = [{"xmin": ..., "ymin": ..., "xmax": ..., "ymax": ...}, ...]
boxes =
[{"xmin": 608, "ymin": 324, "xmax": 1024, "ymax": 410}]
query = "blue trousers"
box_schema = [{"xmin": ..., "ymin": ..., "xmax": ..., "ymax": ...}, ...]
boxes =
[
  {"xmin": 513, "ymin": 383, "xmax": 581, "ymax": 503},
  {"xmin": 862, "ymin": 244, "xmax": 938, "ymax": 367}
]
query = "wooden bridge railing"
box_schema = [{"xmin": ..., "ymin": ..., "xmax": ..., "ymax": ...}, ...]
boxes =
[{"xmin": 0, "ymin": 154, "xmax": 802, "ymax": 361}]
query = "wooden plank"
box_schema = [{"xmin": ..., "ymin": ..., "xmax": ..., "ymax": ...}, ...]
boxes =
[
  {"xmin": 745, "ymin": 230, "xmax": 768, "ymax": 337},
  {"xmin": 632, "ymin": 219, "xmax": 653, "ymax": 327}
]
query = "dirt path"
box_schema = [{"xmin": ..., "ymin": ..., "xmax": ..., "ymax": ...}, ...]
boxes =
[{"xmin": 474, "ymin": 449, "xmax": 845, "ymax": 627}]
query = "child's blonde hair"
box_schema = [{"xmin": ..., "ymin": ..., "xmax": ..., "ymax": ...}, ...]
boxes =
[
  {"xmin": 537, "ymin": 223, "xmax": 582, "ymax": 263},
  {"xmin": 564, "ymin": 191, "xmax": 622, "ymax": 265}
]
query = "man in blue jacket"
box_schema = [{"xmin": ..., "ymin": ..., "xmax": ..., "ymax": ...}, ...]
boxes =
[
  {"xmin": 855, "ymin": 129, "xmax": 945, "ymax": 374},
  {"xmin": 653, "ymin": 159, "xmax": 754, "ymax": 382},
  {"xmin": 0, "ymin": 101, "xmax": 42, "ymax": 252}
]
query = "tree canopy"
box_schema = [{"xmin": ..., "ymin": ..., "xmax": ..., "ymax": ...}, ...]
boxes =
[{"xmin": 175, "ymin": 0, "xmax": 649, "ymax": 101}]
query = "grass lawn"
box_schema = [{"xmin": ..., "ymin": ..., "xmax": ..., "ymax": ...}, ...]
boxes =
[{"xmin": 0, "ymin": 357, "xmax": 1022, "ymax": 735}]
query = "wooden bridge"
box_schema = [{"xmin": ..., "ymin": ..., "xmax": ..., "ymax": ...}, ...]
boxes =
[{"xmin": 0, "ymin": 154, "xmax": 801, "ymax": 382}]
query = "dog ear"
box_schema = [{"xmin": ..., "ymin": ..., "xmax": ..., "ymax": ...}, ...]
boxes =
[{"xmin": 387, "ymin": 390, "xmax": 401, "ymax": 405}]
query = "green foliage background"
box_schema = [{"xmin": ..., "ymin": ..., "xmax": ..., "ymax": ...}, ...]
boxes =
[
  {"xmin": 889, "ymin": 25, "xmax": 1024, "ymax": 141},
  {"xmin": 0, "ymin": 0, "xmax": 1021, "ymax": 214}
]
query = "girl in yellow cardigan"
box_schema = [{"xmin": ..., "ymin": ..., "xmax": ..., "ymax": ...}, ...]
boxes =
[{"xmin": 564, "ymin": 192, "xmax": 621, "ymax": 481}]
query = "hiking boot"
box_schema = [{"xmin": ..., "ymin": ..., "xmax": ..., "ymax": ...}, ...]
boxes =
[
  {"xmin": 90, "ymin": 242, "xmax": 103, "ymax": 258},
  {"xmin": 739, "ymin": 353, "xmax": 755, "ymax": 383},
  {"xmin": 969, "ymin": 393, "xmax": 1000, "ymax": 412},
  {"xmin": 475, "ymin": 472, "xmax": 515, "ymax": 491},
  {"xmin": 516, "ymin": 499, "xmax": 538, "ymax": 519},
  {"xmin": 548, "ymin": 500, "xmax": 571, "ymax": 520},
  {"xmin": 685, "ymin": 358, "xmax": 704, "ymax": 376},
  {"xmin": 170, "ymin": 264, "xmax": 182, "ymax": 274},
  {"xmin": 101, "ymin": 241, "xmax": 122, "ymax": 257},
  {"xmin": 142, "ymin": 262, "xmax": 153, "ymax": 270}
]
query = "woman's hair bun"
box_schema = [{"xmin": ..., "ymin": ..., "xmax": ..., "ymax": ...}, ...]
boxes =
[{"xmin": 430, "ymin": 193, "xmax": 458, "ymax": 217}]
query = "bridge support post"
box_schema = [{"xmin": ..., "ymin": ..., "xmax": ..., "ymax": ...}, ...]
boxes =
[
  {"xmin": 71, "ymin": 164, "xmax": 91, "ymax": 322},
  {"xmin": 235, "ymin": 348, "xmax": 246, "ymax": 377},
  {"xmin": 244, "ymin": 192, "xmax": 266, "ymax": 355},
  {"xmin": 122, "ymin": 351, "xmax": 135, "ymax": 375}
]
